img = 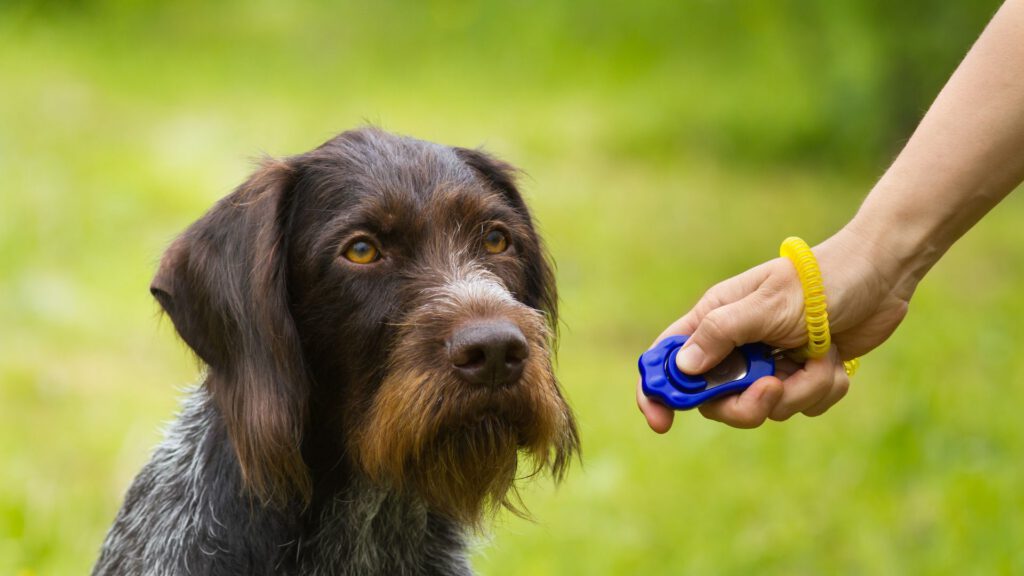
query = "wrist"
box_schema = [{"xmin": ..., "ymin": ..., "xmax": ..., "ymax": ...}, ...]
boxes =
[
  {"xmin": 842, "ymin": 204, "xmax": 939, "ymax": 300},
  {"xmin": 845, "ymin": 159, "xmax": 984, "ymax": 300},
  {"xmin": 811, "ymin": 225, "xmax": 911, "ymax": 334}
]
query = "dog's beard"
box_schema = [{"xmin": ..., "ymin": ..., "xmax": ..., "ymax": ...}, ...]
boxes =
[{"xmin": 352, "ymin": 324, "xmax": 578, "ymax": 526}]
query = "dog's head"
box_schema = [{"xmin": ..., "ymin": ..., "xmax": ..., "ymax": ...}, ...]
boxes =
[{"xmin": 151, "ymin": 128, "xmax": 579, "ymax": 523}]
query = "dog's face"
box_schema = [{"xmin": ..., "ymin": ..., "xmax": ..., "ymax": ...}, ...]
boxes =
[{"xmin": 150, "ymin": 128, "xmax": 578, "ymax": 523}]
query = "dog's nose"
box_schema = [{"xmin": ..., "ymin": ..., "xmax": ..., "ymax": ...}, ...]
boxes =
[{"xmin": 449, "ymin": 320, "xmax": 530, "ymax": 387}]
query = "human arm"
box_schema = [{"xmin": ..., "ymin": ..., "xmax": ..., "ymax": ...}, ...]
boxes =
[{"xmin": 639, "ymin": 0, "xmax": 1024, "ymax": 432}]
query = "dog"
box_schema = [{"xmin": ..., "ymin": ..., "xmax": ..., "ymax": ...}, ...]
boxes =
[{"xmin": 92, "ymin": 128, "xmax": 579, "ymax": 576}]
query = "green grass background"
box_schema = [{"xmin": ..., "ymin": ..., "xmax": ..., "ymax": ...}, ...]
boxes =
[{"xmin": 3, "ymin": 1, "xmax": 1024, "ymax": 574}]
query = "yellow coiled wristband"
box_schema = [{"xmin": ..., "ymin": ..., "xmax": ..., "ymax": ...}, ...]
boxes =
[{"xmin": 779, "ymin": 237, "xmax": 860, "ymax": 376}]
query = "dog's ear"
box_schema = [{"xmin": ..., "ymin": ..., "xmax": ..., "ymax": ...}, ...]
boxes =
[
  {"xmin": 454, "ymin": 147, "xmax": 558, "ymax": 328},
  {"xmin": 151, "ymin": 158, "xmax": 310, "ymax": 507}
]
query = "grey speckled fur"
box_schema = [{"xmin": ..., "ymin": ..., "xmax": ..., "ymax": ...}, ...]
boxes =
[{"xmin": 93, "ymin": 388, "xmax": 472, "ymax": 576}]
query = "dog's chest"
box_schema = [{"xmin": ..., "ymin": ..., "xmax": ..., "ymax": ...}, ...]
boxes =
[
  {"xmin": 94, "ymin": 390, "xmax": 473, "ymax": 576},
  {"xmin": 299, "ymin": 484, "xmax": 473, "ymax": 576}
]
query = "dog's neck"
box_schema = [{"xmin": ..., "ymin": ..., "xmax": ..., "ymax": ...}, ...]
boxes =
[{"xmin": 94, "ymin": 387, "xmax": 473, "ymax": 576}]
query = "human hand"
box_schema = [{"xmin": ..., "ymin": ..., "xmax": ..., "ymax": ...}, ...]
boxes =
[{"xmin": 637, "ymin": 226, "xmax": 913, "ymax": 432}]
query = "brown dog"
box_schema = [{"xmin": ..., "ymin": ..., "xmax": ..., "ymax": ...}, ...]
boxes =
[{"xmin": 93, "ymin": 128, "xmax": 578, "ymax": 576}]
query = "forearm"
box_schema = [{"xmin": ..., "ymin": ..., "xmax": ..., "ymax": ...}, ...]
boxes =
[{"xmin": 847, "ymin": 0, "xmax": 1024, "ymax": 298}]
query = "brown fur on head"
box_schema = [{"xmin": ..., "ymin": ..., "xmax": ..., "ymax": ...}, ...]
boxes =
[
  {"xmin": 151, "ymin": 159, "xmax": 310, "ymax": 506},
  {"xmin": 352, "ymin": 256, "xmax": 577, "ymax": 525},
  {"xmin": 150, "ymin": 128, "xmax": 579, "ymax": 522}
]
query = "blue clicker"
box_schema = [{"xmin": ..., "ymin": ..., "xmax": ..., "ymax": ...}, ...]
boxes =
[{"xmin": 639, "ymin": 335, "xmax": 775, "ymax": 410}]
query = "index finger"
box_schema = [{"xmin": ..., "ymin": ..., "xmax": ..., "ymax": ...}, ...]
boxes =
[{"xmin": 655, "ymin": 263, "xmax": 776, "ymax": 345}]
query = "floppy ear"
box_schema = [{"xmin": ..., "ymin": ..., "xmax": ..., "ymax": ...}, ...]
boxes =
[
  {"xmin": 454, "ymin": 147, "xmax": 558, "ymax": 329},
  {"xmin": 151, "ymin": 158, "xmax": 310, "ymax": 507}
]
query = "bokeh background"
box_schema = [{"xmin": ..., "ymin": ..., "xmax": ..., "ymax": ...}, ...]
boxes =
[{"xmin": 3, "ymin": 0, "xmax": 1023, "ymax": 573}]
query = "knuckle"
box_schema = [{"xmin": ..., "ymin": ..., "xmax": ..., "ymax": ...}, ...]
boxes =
[
  {"xmin": 813, "ymin": 375, "xmax": 835, "ymax": 402},
  {"xmin": 834, "ymin": 376, "xmax": 850, "ymax": 399},
  {"xmin": 769, "ymin": 403, "xmax": 795, "ymax": 422},
  {"xmin": 698, "ymin": 406, "xmax": 725, "ymax": 424},
  {"xmin": 698, "ymin": 285, "xmax": 725, "ymax": 311},
  {"xmin": 706, "ymin": 280, "xmax": 729, "ymax": 299},
  {"xmin": 701, "ymin": 309, "xmax": 732, "ymax": 342},
  {"xmin": 728, "ymin": 408, "xmax": 765, "ymax": 429},
  {"xmin": 820, "ymin": 361, "xmax": 837, "ymax": 384},
  {"xmin": 807, "ymin": 365, "xmax": 834, "ymax": 392}
]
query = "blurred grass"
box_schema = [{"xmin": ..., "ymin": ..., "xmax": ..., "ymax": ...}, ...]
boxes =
[{"xmin": 3, "ymin": 0, "xmax": 1023, "ymax": 574}]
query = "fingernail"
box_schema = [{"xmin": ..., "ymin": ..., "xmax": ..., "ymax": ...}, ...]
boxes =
[{"xmin": 676, "ymin": 343, "xmax": 705, "ymax": 374}]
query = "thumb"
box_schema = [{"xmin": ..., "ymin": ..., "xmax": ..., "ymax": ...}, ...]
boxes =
[{"xmin": 676, "ymin": 295, "xmax": 768, "ymax": 374}]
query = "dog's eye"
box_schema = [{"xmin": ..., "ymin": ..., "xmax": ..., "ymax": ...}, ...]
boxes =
[
  {"xmin": 483, "ymin": 229, "xmax": 508, "ymax": 254},
  {"xmin": 343, "ymin": 239, "xmax": 381, "ymax": 264}
]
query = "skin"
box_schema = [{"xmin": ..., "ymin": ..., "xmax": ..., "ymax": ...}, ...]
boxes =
[{"xmin": 639, "ymin": 0, "xmax": 1024, "ymax": 432}]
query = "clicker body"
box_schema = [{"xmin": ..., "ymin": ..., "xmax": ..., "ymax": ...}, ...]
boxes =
[{"xmin": 639, "ymin": 335, "xmax": 775, "ymax": 410}]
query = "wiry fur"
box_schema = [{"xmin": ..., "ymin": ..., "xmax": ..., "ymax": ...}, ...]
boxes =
[
  {"xmin": 354, "ymin": 261, "xmax": 576, "ymax": 525},
  {"xmin": 93, "ymin": 128, "xmax": 578, "ymax": 575},
  {"xmin": 94, "ymin": 389, "xmax": 471, "ymax": 575}
]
